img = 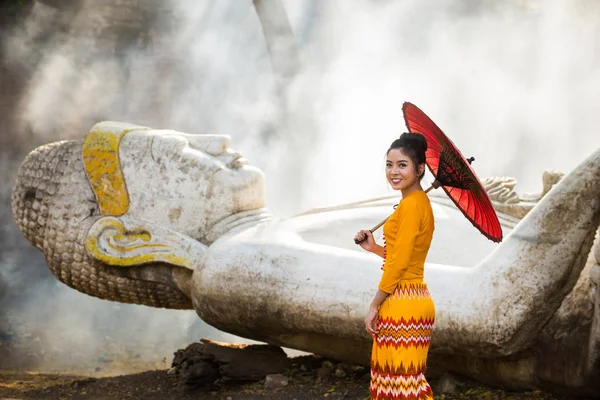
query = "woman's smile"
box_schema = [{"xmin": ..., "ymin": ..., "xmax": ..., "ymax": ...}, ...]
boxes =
[{"xmin": 390, "ymin": 178, "xmax": 402, "ymax": 187}]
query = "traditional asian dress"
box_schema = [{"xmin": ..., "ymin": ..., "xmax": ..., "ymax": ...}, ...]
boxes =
[{"xmin": 370, "ymin": 189, "xmax": 436, "ymax": 400}]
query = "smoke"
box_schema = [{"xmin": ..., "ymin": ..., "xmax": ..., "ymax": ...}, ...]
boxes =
[
  {"xmin": 278, "ymin": 0, "xmax": 600, "ymax": 209},
  {"xmin": 159, "ymin": 0, "xmax": 600, "ymax": 212},
  {"xmin": 1, "ymin": 0, "xmax": 599, "ymax": 373},
  {"xmin": 0, "ymin": 0, "xmax": 276, "ymax": 374}
]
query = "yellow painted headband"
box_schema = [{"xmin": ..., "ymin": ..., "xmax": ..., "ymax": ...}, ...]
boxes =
[{"xmin": 82, "ymin": 122, "xmax": 150, "ymax": 216}]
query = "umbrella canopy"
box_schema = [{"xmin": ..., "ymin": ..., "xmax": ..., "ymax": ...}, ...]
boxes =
[{"xmin": 402, "ymin": 102, "xmax": 503, "ymax": 243}]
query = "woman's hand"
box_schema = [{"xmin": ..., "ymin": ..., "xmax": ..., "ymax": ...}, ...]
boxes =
[
  {"xmin": 364, "ymin": 307, "xmax": 379, "ymax": 337},
  {"xmin": 354, "ymin": 230, "xmax": 376, "ymax": 252}
]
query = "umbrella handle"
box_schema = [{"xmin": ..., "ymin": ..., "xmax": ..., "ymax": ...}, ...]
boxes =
[
  {"xmin": 353, "ymin": 215, "xmax": 391, "ymax": 244},
  {"xmin": 353, "ymin": 183, "xmax": 438, "ymax": 244}
]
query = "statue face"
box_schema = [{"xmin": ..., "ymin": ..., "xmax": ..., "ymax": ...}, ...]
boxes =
[{"xmin": 118, "ymin": 130, "xmax": 265, "ymax": 242}]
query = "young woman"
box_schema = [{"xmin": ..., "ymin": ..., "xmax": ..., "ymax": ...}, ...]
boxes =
[{"xmin": 354, "ymin": 132, "xmax": 436, "ymax": 400}]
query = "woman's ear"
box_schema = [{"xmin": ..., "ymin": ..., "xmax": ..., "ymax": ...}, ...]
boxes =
[{"xmin": 85, "ymin": 215, "xmax": 207, "ymax": 270}]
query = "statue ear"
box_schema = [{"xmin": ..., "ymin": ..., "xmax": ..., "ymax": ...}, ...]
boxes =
[{"xmin": 85, "ymin": 216, "xmax": 206, "ymax": 270}]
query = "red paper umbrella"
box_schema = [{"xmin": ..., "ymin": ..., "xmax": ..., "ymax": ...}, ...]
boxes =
[
  {"xmin": 355, "ymin": 102, "xmax": 503, "ymax": 244},
  {"xmin": 402, "ymin": 102, "xmax": 502, "ymax": 242}
]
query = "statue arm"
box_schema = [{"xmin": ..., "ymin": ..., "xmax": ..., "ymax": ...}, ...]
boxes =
[
  {"xmin": 427, "ymin": 149, "xmax": 600, "ymax": 357},
  {"xmin": 197, "ymin": 144, "xmax": 600, "ymax": 359}
]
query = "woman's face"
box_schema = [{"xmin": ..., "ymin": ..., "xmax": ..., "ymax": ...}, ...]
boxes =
[{"xmin": 385, "ymin": 148, "xmax": 423, "ymax": 191}]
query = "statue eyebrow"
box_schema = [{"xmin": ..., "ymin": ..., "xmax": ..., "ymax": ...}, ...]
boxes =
[
  {"xmin": 150, "ymin": 135, "xmax": 189, "ymax": 163},
  {"xmin": 185, "ymin": 135, "xmax": 229, "ymax": 155}
]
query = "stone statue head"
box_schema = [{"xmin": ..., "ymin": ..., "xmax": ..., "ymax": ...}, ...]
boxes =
[{"xmin": 11, "ymin": 121, "xmax": 266, "ymax": 308}]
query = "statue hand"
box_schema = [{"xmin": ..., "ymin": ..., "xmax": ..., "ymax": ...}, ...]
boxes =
[
  {"xmin": 364, "ymin": 307, "xmax": 379, "ymax": 338},
  {"xmin": 355, "ymin": 230, "xmax": 376, "ymax": 251}
]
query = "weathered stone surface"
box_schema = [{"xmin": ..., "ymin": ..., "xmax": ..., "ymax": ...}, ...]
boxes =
[{"xmin": 10, "ymin": 121, "xmax": 600, "ymax": 396}]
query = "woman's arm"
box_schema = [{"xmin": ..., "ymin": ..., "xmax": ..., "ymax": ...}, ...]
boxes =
[
  {"xmin": 370, "ymin": 289, "xmax": 389, "ymax": 309},
  {"xmin": 365, "ymin": 289, "xmax": 389, "ymax": 335},
  {"xmin": 354, "ymin": 230, "xmax": 386, "ymax": 258},
  {"xmin": 370, "ymin": 243, "xmax": 386, "ymax": 258}
]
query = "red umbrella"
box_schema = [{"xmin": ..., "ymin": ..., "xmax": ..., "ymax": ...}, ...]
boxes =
[
  {"xmin": 356, "ymin": 102, "xmax": 503, "ymax": 243},
  {"xmin": 403, "ymin": 102, "xmax": 502, "ymax": 243}
]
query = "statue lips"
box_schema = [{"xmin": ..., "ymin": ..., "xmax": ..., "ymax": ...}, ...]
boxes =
[{"xmin": 226, "ymin": 153, "xmax": 247, "ymax": 169}]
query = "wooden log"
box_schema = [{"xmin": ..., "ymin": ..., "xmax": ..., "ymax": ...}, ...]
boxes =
[{"xmin": 171, "ymin": 338, "xmax": 290, "ymax": 391}]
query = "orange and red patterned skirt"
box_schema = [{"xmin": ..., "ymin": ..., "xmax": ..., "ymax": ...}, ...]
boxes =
[{"xmin": 370, "ymin": 281, "xmax": 436, "ymax": 400}]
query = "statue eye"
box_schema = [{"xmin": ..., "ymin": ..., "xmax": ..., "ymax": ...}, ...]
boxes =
[{"xmin": 151, "ymin": 135, "xmax": 189, "ymax": 162}]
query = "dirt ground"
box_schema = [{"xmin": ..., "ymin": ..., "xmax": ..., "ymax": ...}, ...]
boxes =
[
  {"xmin": 0, "ymin": 320, "xmax": 586, "ymax": 400},
  {"xmin": 0, "ymin": 364, "xmax": 581, "ymax": 400},
  {"xmin": 0, "ymin": 325, "xmax": 584, "ymax": 400}
]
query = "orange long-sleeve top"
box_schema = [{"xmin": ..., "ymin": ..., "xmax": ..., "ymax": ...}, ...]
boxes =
[{"xmin": 378, "ymin": 189, "xmax": 435, "ymax": 294}]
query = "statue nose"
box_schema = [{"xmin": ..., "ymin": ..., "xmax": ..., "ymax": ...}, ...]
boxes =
[{"xmin": 186, "ymin": 135, "xmax": 231, "ymax": 156}]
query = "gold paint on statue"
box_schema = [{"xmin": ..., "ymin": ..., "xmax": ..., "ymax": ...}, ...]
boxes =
[
  {"xmin": 86, "ymin": 217, "xmax": 193, "ymax": 268},
  {"xmin": 82, "ymin": 123, "xmax": 148, "ymax": 216}
]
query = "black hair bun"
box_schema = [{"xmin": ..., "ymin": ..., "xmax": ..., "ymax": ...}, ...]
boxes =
[
  {"xmin": 399, "ymin": 132, "xmax": 427, "ymax": 153},
  {"xmin": 387, "ymin": 132, "xmax": 427, "ymax": 167}
]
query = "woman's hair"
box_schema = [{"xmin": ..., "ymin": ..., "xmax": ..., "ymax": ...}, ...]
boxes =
[{"xmin": 387, "ymin": 132, "xmax": 427, "ymax": 180}]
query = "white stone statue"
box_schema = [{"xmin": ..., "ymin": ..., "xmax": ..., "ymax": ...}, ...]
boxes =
[{"xmin": 11, "ymin": 121, "xmax": 600, "ymax": 396}]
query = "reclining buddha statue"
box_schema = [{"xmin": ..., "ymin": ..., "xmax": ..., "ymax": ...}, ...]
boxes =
[{"xmin": 11, "ymin": 121, "xmax": 600, "ymax": 396}]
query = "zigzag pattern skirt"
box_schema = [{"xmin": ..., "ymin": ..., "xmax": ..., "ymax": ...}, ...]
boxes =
[{"xmin": 370, "ymin": 281, "xmax": 436, "ymax": 400}]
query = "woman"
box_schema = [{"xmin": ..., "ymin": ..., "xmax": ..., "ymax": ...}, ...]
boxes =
[{"xmin": 354, "ymin": 132, "xmax": 436, "ymax": 400}]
